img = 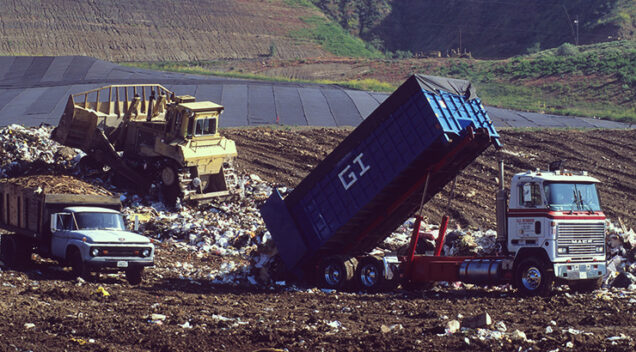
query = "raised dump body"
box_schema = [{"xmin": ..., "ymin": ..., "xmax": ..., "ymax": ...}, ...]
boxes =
[{"xmin": 261, "ymin": 75, "xmax": 501, "ymax": 276}]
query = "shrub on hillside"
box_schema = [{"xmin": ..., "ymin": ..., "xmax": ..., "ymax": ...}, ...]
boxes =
[{"xmin": 556, "ymin": 43, "xmax": 579, "ymax": 56}]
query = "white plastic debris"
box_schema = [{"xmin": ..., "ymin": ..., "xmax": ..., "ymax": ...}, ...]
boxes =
[{"xmin": 446, "ymin": 320, "xmax": 461, "ymax": 334}]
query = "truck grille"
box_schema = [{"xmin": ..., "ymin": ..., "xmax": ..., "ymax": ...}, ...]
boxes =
[
  {"xmin": 556, "ymin": 223, "xmax": 605, "ymax": 257},
  {"xmin": 96, "ymin": 247, "xmax": 151, "ymax": 257}
]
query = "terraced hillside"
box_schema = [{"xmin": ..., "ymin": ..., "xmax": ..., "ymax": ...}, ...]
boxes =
[{"xmin": 0, "ymin": 0, "xmax": 344, "ymax": 61}]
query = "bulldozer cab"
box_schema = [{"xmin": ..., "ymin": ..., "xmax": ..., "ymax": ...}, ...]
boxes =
[{"xmin": 165, "ymin": 102, "xmax": 223, "ymax": 142}]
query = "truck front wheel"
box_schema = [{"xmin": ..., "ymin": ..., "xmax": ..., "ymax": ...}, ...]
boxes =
[
  {"xmin": 514, "ymin": 257, "xmax": 554, "ymax": 296},
  {"xmin": 125, "ymin": 267, "xmax": 144, "ymax": 285},
  {"xmin": 317, "ymin": 256, "xmax": 357, "ymax": 290},
  {"xmin": 68, "ymin": 248, "xmax": 86, "ymax": 280}
]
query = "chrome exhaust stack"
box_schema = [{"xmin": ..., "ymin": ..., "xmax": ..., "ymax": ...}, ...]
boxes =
[{"xmin": 495, "ymin": 160, "xmax": 508, "ymax": 253}]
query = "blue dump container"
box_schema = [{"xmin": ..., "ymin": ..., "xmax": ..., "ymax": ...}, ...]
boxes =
[{"xmin": 261, "ymin": 75, "xmax": 502, "ymax": 276}]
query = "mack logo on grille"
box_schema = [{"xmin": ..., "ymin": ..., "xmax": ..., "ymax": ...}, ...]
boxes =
[
  {"xmin": 119, "ymin": 237, "xmax": 126, "ymax": 242},
  {"xmin": 570, "ymin": 239, "xmax": 593, "ymax": 244}
]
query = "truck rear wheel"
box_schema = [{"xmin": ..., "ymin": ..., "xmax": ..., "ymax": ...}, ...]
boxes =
[
  {"xmin": 317, "ymin": 256, "xmax": 357, "ymax": 290},
  {"xmin": 0, "ymin": 235, "xmax": 17, "ymax": 267},
  {"xmin": 0, "ymin": 235, "xmax": 32, "ymax": 268},
  {"xmin": 355, "ymin": 256, "xmax": 387, "ymax": 292},
  {"xmin": 125, "ymin": 267, "xmax": 144, "ymax": 285},
  {"xmin": 514, "ymin": 257, "xmax": 554, "ymax": 296}
]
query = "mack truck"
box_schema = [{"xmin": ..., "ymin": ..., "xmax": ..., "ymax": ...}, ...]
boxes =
[
  {"xmin": 51, "ymin": 84, "xmax": 238, "ymax": 203},
  {"xmin": 261, "ymin": 75, "xmax": 606, "ymax": 296},
  {"xmin": 0, "ymin": 180, "xmax": 155, "ymax": 284}
]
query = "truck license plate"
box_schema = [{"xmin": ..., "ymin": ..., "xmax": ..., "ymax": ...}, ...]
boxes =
[
  {"xmin": 580, "ymin": 271, "xmax": 587, "ymax": 279},
  {"xmin": 117, "ymin": 261, "xmax": 128, "ymax": 268}
]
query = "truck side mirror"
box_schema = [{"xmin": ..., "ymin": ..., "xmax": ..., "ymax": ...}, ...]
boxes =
[
  {"xmin": 50, "ymin": 214, "xmax": 58, "ymax": 232},
  {"xmin": 134, "ymin": 215, "xmax": 140, "ymax": 232}
]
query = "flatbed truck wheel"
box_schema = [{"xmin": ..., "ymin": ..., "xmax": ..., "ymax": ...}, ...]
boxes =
[
  {"xmin": 515, "ymin": 257, "xmax": 554, "ymax": 296},
  {"xmin": 125, "ymin": 267, "xmax": 144, "ymax": 285},
  {"xmin": 69, "ymin": 248, "xmax": 86, "ymax": 280},
  {"xmin": 0, "ymin": 234, "xmax": 17, "ymax": 267},
  {"xmin": 0, "ymin": 235, "xmax": 32, "ymax": 268},
  {"xmin": 355, "ymin": 256, "xmax": 387, "ymax": 292},
  {"xmin": 317, "ymin": 256, "xmax": 357, "ymax": 290}
]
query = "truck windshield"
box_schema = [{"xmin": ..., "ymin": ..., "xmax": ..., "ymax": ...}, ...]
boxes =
[
  {"xmin": 75, "ymin": 212, "xmax": 126, "ymax": 230},
  {"xmin": 194, "ymin": 117, "xmax": 217, "ymax": 136},
  {"xmin": 543, "ymin": 182, "xmax": 601, "ymax": 212}
]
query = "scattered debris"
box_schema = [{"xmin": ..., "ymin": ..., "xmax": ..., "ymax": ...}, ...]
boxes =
[
  {"xmin": 445, "ymin": 320, "xmax": 461, "ymax": 334},
  {"xmin": 462, "ymin": 312, "xmax": 492, "ymax": 329}
]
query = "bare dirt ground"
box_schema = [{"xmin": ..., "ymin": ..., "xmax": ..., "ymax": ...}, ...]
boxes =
[
  {"xmin": 1, "ymin": 244, "xmax": 634, "ymax": 351},
  {"xmin": 1, "ymin": 127, "xmax": 635, "ymax": 351}
]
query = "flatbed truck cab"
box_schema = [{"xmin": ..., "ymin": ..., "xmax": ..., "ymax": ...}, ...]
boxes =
[
  {"xmin": 504, "ymin": 168, "xmax": 606, "ymax": 293},
  {"xmin": 50, "ymin": 206, "xmax": 154, "ymax": 284}
]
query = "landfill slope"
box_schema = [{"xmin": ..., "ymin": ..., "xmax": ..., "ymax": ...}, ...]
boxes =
[{"xmin": 0, "ymin": 0, "xmax": 329, "ymax": 61}]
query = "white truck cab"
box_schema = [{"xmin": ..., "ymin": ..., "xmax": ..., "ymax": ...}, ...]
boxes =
[
  {"xmin": 50, "ymin": 206, "xmax": 154, "ymax": 284},
  {"xmin": 505, "ymin": 169, "xmax": 606, "ymax": 293}
]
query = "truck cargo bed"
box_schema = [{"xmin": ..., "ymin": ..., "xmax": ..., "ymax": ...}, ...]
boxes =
[{"xmin": 261, "ymin": 75, "xmax": 501, "ymax": 276}]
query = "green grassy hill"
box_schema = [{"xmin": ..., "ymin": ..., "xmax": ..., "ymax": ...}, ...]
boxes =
[{"xmin": 310, "ymin": 0, "xmax": 635, "ymax": 58}]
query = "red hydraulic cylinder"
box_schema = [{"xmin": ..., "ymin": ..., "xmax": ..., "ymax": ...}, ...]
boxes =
[
  {"xmin": 434, "ymin": 215, "xmax": 449, "ymax": 256},
  {"xmin": 405, "ymin": 215, "xmax": 423, "ymax": 279}
]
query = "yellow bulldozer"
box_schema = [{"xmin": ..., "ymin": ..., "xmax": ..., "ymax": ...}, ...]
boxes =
[{"xmin": 51, "ymin": 84, "xmax": 238, "ymax": 204}]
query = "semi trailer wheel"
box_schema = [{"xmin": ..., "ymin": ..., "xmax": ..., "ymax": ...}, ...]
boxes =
[
  {"xmin": 355, "ymin": 256, "xmax": 387, "ymax": 292},
  {"xmin": 125, "ymin": 267, "xmax": 144, "ymax": 285},
  {"xmin": 514, "ymin": 257, "xmax": 554, "ymax": 296},
  {"xmin": 317, "ymin": 256, "xmax": 357, "ymax": 290}
]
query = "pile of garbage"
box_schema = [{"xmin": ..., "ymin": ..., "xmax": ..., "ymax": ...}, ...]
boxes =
[
  {"xmin": 0, "ymin": 175, "xmax": 115, "ymax": 196},
  {"xmin": 118, "ymin": 176, "xmax": 281, "ymax": 285},
  {"xmin": 0, "ymin": 124, "xmax": 78, "ymax": 177},
  {"xmin": 604, "ymin": 219, "xmax": 636, "ymax": 289}
]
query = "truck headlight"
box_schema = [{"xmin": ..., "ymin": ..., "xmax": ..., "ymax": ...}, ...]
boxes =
[
  {"xmin": 142, "ymin": 249, "xmax": 151, "ymax": 257},
  {"xmin": 90, "ymin": 248, "xmax": 100, "ymax": 257},
  {"xmin": 595, "ymin": 246, "xmax": 604, "ymax": 253},
  {"xmin": 557, "ymin": 247, "xmax": 568, "ymax": 254}
]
